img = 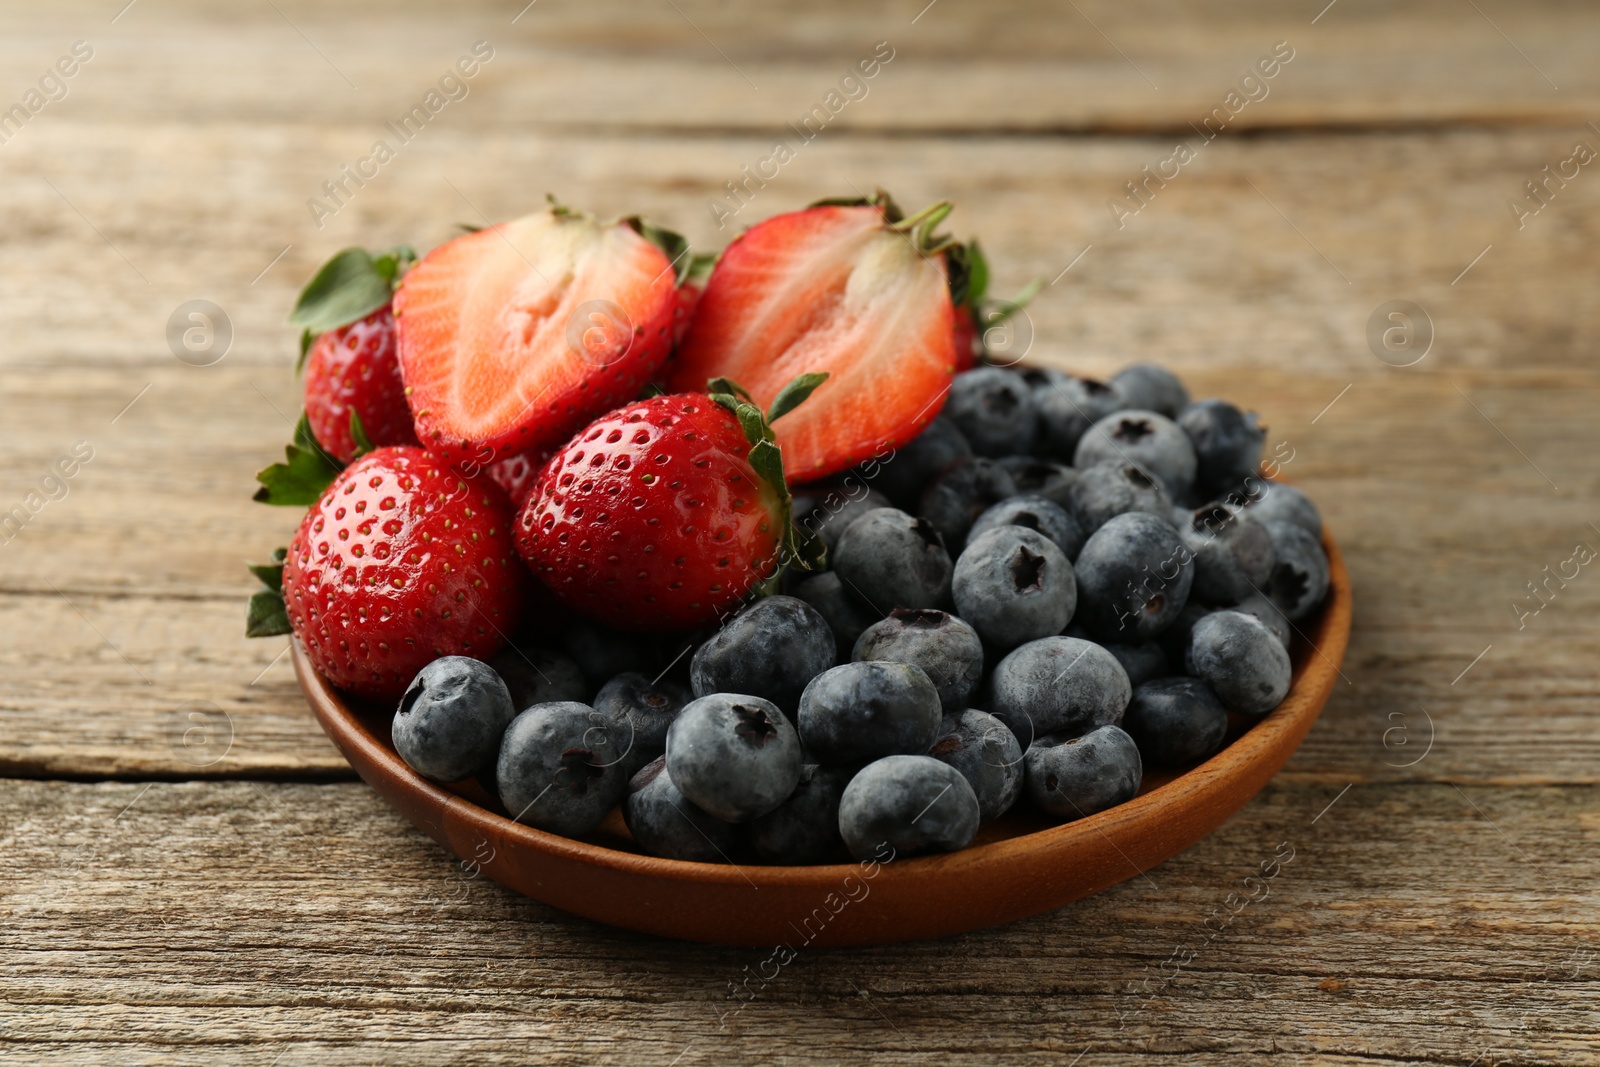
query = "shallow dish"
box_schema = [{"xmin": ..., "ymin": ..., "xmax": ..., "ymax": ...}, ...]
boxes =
[{"xmin": 297, "ymin": 518, "xmax": 1349, "ymax": 947}]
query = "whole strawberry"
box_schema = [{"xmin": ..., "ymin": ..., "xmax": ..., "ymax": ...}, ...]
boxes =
[
  {"xmin": 269, "ymin": 446, "xmax": 525, "ymax": 699},
  {"xmin": 484, "ymin": 448, "xmax": 549, "ymax": 509},
  {"xmin": 516, "ymin": 375, "xmax": 827, "ymax": 631},
  {"xmin": 293, "ymin": 247, "xmax": 420, "ymax": 463}
]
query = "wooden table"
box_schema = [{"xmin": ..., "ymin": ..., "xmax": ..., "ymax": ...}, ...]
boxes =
[{"xmin": 3, "ymin": 1, "xmax": 1597, "ymax": 1062}]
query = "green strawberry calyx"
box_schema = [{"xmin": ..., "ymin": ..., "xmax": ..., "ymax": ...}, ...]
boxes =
[
  {"xmin": 945, "ymin": 238, "xmax": 1044, "ymax": 364},
  {"xmin": 291, "ymin": 245, "xmax": 416, "ymax": 371},
  {"xmin": 245, "ymin": 547, "xmax": 291, "ymax": 638},
  {"xmin": 706, "ymin": 373, "xmax": 830, "ymax": 576}
]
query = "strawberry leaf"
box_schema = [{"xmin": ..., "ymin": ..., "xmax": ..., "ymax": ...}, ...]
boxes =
[
  {"xmin": 767, "ymin": 372, "xmax": 829, "ymax": 423},
  {"xmin": 246, "ymin": 588, "xmax": 291, "ymax": 637},
  {"xmin": 247, "ymin": 547, "xmax": 287, "ymax": 591},
  {"xmin": 747, "ymin": 439, "xmax": 787, "ymax": 500},
  {"xmin": 254, "ymin": 413, "xmax": 344, "ymax": 506},
  {"xmin": 295, "ymin": 328, "xmax": 315, "ymax": 375},
  {"xmin": 684, "ymin": 250, "xmax": 718, "ymax": 286},
  {"xmin": 946, "ymin": 240, "xmax": 989, "ymax": 309},
  {"xmin": 349, "ymin": 409, "xmax": 374, "ymax": 458},
  {"xmin": 290, "ymin": 246, "xmax": 412, "ymax": 338},
  {"xmin": 624, "ymin": 217, "xmax": 694, "ymax": 284},
  {"xmin": 706, "ymin": 377, "xmax": 752, "ymax": 403},
  {"xmin": 245, "ymin": 548, "xmax": 291, "ymax": 638}
]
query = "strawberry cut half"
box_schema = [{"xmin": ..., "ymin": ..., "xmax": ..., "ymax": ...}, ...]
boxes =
[
  {"xmin": 394, "ymin": 204, "xmax": 680, "ymax": 465},
  {"xmin": 667, "ymin": 195, "xmax": 960, "ymax": 482}
]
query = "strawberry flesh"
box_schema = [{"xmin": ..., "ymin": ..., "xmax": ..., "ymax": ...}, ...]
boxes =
[
  {"xmin": 668, "ymin": 204, "xmax": 956, "ymax": 482},
  {"xmin": 516, "ymin": 395, "xmax": 784, "ymax": 631},
  {"xmin": 395, "ymin": 209, "xmax": 678, "ymax": 464},
  {"xmin": 282, "ymin": 446, "xmax": 525, "ymax": 699}
]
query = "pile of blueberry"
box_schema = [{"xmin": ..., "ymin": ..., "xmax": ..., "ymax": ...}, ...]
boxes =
[{"xmin": 389, "ymin": 362, "xmax": 1330, "ymax": 866}]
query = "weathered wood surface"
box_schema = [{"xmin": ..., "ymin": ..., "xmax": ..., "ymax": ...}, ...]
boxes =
[
  {"xmin": 2, "ymin": 0, "xmax": 1598, "ymax": 1063},
  {"xmin": 2, "ymin": 779, "xmax": 1597, "ymax": 1066}
]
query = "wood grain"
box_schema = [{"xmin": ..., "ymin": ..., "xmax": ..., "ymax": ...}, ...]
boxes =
[
  {"xmin": 2, "ymin": 0, "xmax": 1596, "ymax": 1056},
  {"xmin": 1, "ymin": 779, "xmax": 1595, "ymax": 1065}
]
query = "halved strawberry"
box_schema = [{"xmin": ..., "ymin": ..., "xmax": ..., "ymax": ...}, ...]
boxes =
[
  {"xmin": 667, "ymin": 193, "xmax": 960, "ymax": 482},
  {"xmin": 394, "ymin": 203, "xmax": 681, "ymax": 464}
]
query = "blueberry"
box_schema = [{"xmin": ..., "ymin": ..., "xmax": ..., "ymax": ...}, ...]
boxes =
[
  {"xmin": 623, "ymin": 756, "xmax": 740, "ymax": 863},
  {"xmin": 988, "ymin": 636, "xmax": 1131, "ymax": 742},
  {"xmin": 1111, "ymin": 363, "xmax": 1190, "ymax": 419},
  {"xmin": 967, "ymin": 494, "xmax": 1087, "ymax": 560},
  {"xmin": 665, "ymin": 693, "xmax": 803, "ymax": 822},
  {"xmin": 1177, "ymin": 503, "xmax": 1276, "ymax": 605},
  {"xmin": 748, "ymin": 763, "xmax": 854, "ymax": 864},
  {"xmin": 593, "ymin": 671, "xmax": 693, "ymax": 772},
  {"xmin": 953, "ymin": 526, "xmax": 1077, "ymax": 651},
  {"xmin": 1074, "ymin": 410, "xmax": 1197, "ymax": 499},
  {"xmin": 1068, "ymin": 462, "xmax": 1173, "ymax": 536},
  {"xmin": 562, "ymin": 619, "xmax": 664, "ymax": 686},
  {"xmin": 837, "ymin": 755, "xmax": 981, "ymax": 860},
  {"xmin": 853, "ymin": 607, "xmax": 984, "ymax": 715},
  {"xmin": 1158, "ymin": 600, "xmax": 1217, "ymax": 664},
  {"xmin": 1024, "ymin": 725, "xmax": 1142, "ymax": 821},
  {"xmin": 393, "ymin": 656, "xmax": 517, "ymax": 782},
  {"xmin": 1241, "ymin": 480, "xmax": 1322, "ymax": 538},
  {"xmin": 792, "ymin": 570, "xmax": 880, "ymax": 661},
  {"xmin": 1179, "ymin": 399, "xmax": 1265, "ymax": 491},
  {"xmin": 1231, "ymin": 591, "xmax": 1291, "ymax": 648},
  {"xmin": 798, "ymin": 482, "xmax": 893, "ymax": 554},
  {"xmin": 945, "ymin": 366, "xmax": 1038, "ymax": 457},
  {"xmin": 1101, "ymin": 640, "xmax": 1169, "ymax": 687},
  {"xmin": 1073, "ymin": 512, "xmax": 1194, "ymax": 641},
  {"xmin": 498, "ymin": 701, "xmax": 630, "ymax": 836},
  {"xmin": 833, "ymin": 508, "xmax": 954, "ymax": 613},
  {"xmin": 798, "ymin": 660, "xmax": 943, "ymax": 766},
  {"xmin": 1122, "ymin": 676, "xmax": 1229, "ymax": 768},
  {"xmin": 490, "ymin": 646, "xmax": 588, "ymax": 711},
  {"xmin": 928, "ymin": 709, "xmax": 1023, "ymax": 824},
  {"xmin": 918, "ymin": 458, "xmax": 1018, "ymax": 550},
  {"xmin": 1263, "ymin": 522, "xmax": 1330, "ymax": 621},
  {"xmin": 997, "ymin": 456, "xmax": 1078, "ymax": 510},
  {"xmin": 864, "ymin": 416, "xmax": 972, "ymax": 508},
  {"xmin": 690, "ymin": 595, "xmax": 835, "ymax": 717},
  {"xmin": 1186, "ymin": 610, "xmax": 1291, "ymax": 716},
  {"xmin": 1026, "ymin": 370, "xmax": 1128, "ymax": 461}
]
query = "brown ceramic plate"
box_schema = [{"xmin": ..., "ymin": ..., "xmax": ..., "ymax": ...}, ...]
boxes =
[{"xmin": 299, "ymin": 527, "xmax": 1349, "ymax": 947}]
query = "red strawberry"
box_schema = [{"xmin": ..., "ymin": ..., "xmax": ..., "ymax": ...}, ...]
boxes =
[
  {"xmin": 516, "ymin": 376, "xmax": 826, "ymax": 631},
  {"xmin": 667, "ymin": 193, "xmax": 963, "ymax": 482},
  {"xmin": 951, "ymin": 308, "xmax": 980, "ymax": 373},
  {"xmin": 292, "ymin": 247, "xmax": 420, "ymax": 464},
  {"xmin": 484, "ymin": 448, "xmax": 548, "ymax": 509},
  {"xmin": 303, "ymin": 306, "xmax": 419, "ymax": 462},
  {"xmin": 394, "ymin": 204, "xmax": 681, "ymax": 464},
  {"xmin": 278, "ymin": 446, "xmax": 525, "ymax": 699},
  {"xmin": 672, "ymin": 251, "xmax": 719, "ymax": 343}
]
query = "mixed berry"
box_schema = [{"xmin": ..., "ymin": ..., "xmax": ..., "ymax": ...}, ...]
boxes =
[{"xmin": 247, "ymin": 191, "xmax": 1331, "ymax": 867}]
